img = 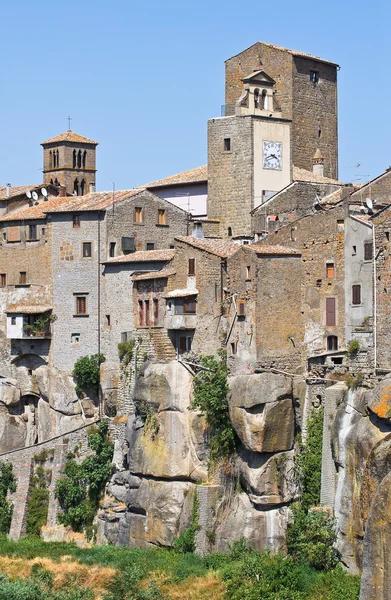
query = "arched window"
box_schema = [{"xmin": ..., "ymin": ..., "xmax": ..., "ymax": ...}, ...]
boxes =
[
  {"xmin": 53, "ymin": 151, "xmax": 56, "ymax": 168},
  {"xmin": 80, "ymin": 179, "xmax": 85, "ymax": 196},
  {"xmin": 228, "ymin": 227, "xmax": 232, "ymax": 237},
  {"xmin": 49, "ymin": 151, "xmax": 53, "ymax": 168},
  {"xmin": 77, "ymin": 150, "xmax": 82, "ymax": 168},
  {"xmin": 327, "ymin": 335, "xmax": 338, "ymax": 351},
  {"xmin": 261, "ymin": 89, "xmax": 267, "ymax": 110},
  {"xmin": 254, "ymin": 89, "xmax": 260, "ymax": 109},
  {"xmin": 50, "ymin": 179, "xmax": 54, "ymax": 185},
  {"xmin": 74, "ymin": 178, "xmax": 79, "ymax": 195},
  {"xmin": 56, "ymin": 150, "xmax": 59, "ymax": 167},
  {"xmin": 54, "ymin": 178, "xmax": 59, "ymax": 186},
  {"xmin": 83, "ymin": 150, "xmax": 87, "ymax": 168},
  {"xmin": 73, "ymin": 150, "xmax": 77, "ymax": 168}
]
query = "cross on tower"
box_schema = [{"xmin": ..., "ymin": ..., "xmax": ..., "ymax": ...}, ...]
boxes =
[{"xmin": 67, "ymin": 116, "xmax": 72, "ymax": 130}]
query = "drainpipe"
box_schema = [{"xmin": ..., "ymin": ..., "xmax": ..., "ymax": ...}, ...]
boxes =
[{"xmin": 372, "ymin": 223, "xmax": 377, "ymax": 370}]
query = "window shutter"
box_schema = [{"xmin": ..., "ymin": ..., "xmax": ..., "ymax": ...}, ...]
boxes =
[
  {"xmin": 352, "ymin": 285, "xmax": 361, "ymax": 305},
  {"xmin": 188, "ymin": 258, "xmax": 195, "ymax": 276},
  {"xmin": 326, "ymin": 298, "xmax": 336, "ymax": 326},
  {"xmin": 364, "ymin": 243, "xmax": 373, "ymax": 261},
  {"xmin": 238, "ymin": 300, "xmax": 246, "ymax": 316}
]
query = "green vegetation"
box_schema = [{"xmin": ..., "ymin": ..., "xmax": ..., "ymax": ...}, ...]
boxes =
[
  {"xmin": 23, "ymin": 314, "xmax": 57, "ymax": 338},
  {"xmin": 346, "ymin": 371, "xmax": 365, "ymax": 390},
  {"xmin": 347, "ymin": 338, "xmax": 360, "ymax": 356},
  {"xmin": 192, "ymin": 350, "xmax": 236, "ymax": 462},
  {"xmin": 173, "ymin": 491, "xmax": 199, "ymax": 554},
  {"xmin": 72, "ymin": 354, "xmax": 106, "ymax": 396},
  {"xmin": 26, "ymin": 466, "xmax": 50, "ymax": 537},
  {"xmin": 0, "ymin": 537, "xmax": 360, "ymax": 600},
  {"xmin": 117, "ymin": 339, "xmax": 135, "ymax": 367},
  {"xmin": 54, "ymin": 420, "xmax": 113, "ymax": 536},
  {"xmin": 0, "ymin": 462, "xmax": 16, "ymax": 534},
  {"xmin": 296, "ymin": 408, "xmax": 324, "ymax": 512}
]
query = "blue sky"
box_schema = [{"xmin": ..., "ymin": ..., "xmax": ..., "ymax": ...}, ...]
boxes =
[{"xmin": 1, "ymin": 0, "xmax": 390, "ymax": 191}]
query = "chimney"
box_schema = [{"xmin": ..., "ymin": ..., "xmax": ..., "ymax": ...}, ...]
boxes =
[
  {"xmin": 59, "ymin": 185, "xmax": 67, "ymax": 197},
  {"xmin": 6, "ymin": 183, "xmax": 11, "ymax": 197},
  {"xmin": 89, "ymin": 183, "xmax": 96, "ymax": 193},
  {"xmin": 312, "ymin": 149, "xmax": 324, "ymax": 178}
]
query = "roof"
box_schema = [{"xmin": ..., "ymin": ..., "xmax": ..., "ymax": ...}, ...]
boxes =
[
  {"xmin": 6, "ymin": 305, "xmax": 52, "ymax": 314},
  {"xmin": 165, "ymin": 288, "xmax": 199, "ymax": 298},
  {"xmin": 0, "ymin": 196, "xmax": 72, "ymax": 222},
  {"xmin": 103, "ymin": 249, "xmax": 175, "ymax": 265},
  {"xmin": 174, "ymin": 236, "xmax": 239, "ymax": 258},
  {"xmin": 292, "ymin": 166, "xmax": 342, "ymax": 185},
  {"xmin": 226, "ymin": 41, "xmax": 339, "ymax": 67},
  {"xmin": 46, "ymin": 189, "xmax": 143, "ymax": 213},
  {"xmin": 133, "ymin": 268, "xmax": 176, "ymax": 281},
  {"xmin": 41, "ymin": 130, "xmax": 98, "ymax": 145},
  {"xmin": 248, "ymin": 244, "xmax": 301, "ymax": 255},
  {"xmin": 320, "ymin": 188, "xmax": 344, "ymax": 206},
  {"xmin": 145, "ymin": 165, "xmax": 207, "ymax": 188},
  {"xmin": 0, "ymin": 184, "xmax": 41, "ymax": 201}
]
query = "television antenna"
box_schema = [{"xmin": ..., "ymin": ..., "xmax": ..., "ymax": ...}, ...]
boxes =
[
  {"xmin": 41, "ymin": 187, "xmax": 48, "ymax": 197},
  {"xmin": 32, "ymin": 191, "xmax": 38, "ymax": 201},
  {"xmin": 25, "ymin": 189, "xmax": 32, "ymax": 198}
]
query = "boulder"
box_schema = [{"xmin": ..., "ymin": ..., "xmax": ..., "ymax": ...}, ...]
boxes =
[
  {"xmin": 367, "ymin": 377, "xmax": 391, "ymax": 421},
  {"xmin": 0, "ymin": 378, "xmax": 20, "ymax": 407},
  {"xmin": 0, "ymin": 408, "xmax": 26, "ymax": 452},
  {"xmin": 119, "ymin": 478, "xmax": 195, "ymax": 547},
  {"xmin": 35, "ymin": 366, "xmax": 81, "ymax": 416},
  {"xmin": 133, "ymin": 361, "xmax": 193, "ymax": 414}
]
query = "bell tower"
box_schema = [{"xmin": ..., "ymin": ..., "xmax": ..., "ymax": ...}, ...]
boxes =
[{"xmin": 41, "ymin": 130, "xmax": 98, "ymax": 196}]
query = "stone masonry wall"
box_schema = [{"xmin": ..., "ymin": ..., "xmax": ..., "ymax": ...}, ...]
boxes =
[{"xmin": 373, "ymin": 206, "xmax": 391, "ymax": 371}]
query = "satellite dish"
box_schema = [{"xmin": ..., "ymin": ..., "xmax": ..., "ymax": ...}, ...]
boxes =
[
  {"xmin": 41, "ymin": 187, "xmax": 48, "ymax": 197},
  {"xmin": 365, "ymin": 198, "xmax": 373, "ymax": 211},
  {"xmin": 25, "ymin": 189, "xmax": 32, "ymax": 198},
  {"xmin": 32, "ymin": 191, "xmax": 38, "ymax": 201}
]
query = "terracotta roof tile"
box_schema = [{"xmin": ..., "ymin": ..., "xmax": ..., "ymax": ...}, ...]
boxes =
[
  {"xmin": 103, "ymin": 249, "xmax": 175, "ymax": 264},
  {"xmin": 46, "ymin": 189, "xmax": 143, "ymax": 213},
  {"xmin": 293, "ymin": 166, "xmax": 342, "ymax": 185},
  {"xmin": 41, "ymin": 130, "xmax": 98, "ymax": 145},
  {"xmin": 132, "ymin": 268, "xmax": 176, "ymax": 281},
  {"xmin": 6, "ymin": 304, "xmax": 52, "ymax": 314},
  {"xmin": 145, "ymin": 165, "xmax": 207, "ymax": 188},
  {"xmin": 248, "ymin": 244, "xmax": 301, "ymax": 255},
  {"xmin": 0, "ymin": 184, "xmax": 42, "ymax": 201},
  {"xmin": 175, "ymin": 236, "xmax": 239, "ymax": 258},
  {"xmin": 0, "ymin": 196, "xmax": 72, "ymax": 222}
]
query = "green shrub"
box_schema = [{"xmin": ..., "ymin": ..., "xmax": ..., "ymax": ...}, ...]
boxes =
[
  {"xmin": 26, "ymin": 467, "xmax": 50, "ymax": 536},
  {"xmin": 55, "ymin": 420, "xmax": 113, "ymax": 534},
  {"xmin": 347, "ymin": 339, "xmax": 360, "ymax": 356},
  {"xmin": 287, "ymin": 506, "xmax": 339, "ymax": 570},
  {"xmin": 192, "ymin": 350, "xmax": 236, "ymax": 462},
  {"xmin": 296, "ymin": 408, "xmax": 324, "ymax": 512},
  {"xmin": 0, "ymin": 462, "xmax": 16, "ymax": 534},
  {"xmin": 117, "ymin": 340, "xmax": 135, "ymax": 367},
  {"xmin": 72, "ymin": 354, "xmax": 106, "ymax": 396},
  {"xmin": 346, "ymin": 371, "xmax": 364, "ymax": 390},
  {"xmin": 173, "ymin": 491, "xmax": 199, "ymax": 554}
]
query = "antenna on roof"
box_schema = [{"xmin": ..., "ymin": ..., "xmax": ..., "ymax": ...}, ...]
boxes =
[
  {"xmin": 32, "ymin": 191, "xmax": 38, "ymax": 201},
  {"xmin": 41, "ymin": 187, "xmax": 48, "ymax": 198},
  {"xmin": 25, "ymin": 189, "xmax": 32, "ymax": 199}
]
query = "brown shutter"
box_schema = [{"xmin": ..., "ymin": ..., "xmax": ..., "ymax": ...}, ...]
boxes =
[
  {"xmin": 364, "ymin": 243, "xmax": 373, "ymax": 261},
  {"xmin": 188, "ymin": 258, "xmax": 195, "ymax": 276},
  {"xmin": 326, "ymin": 298, "xmax": 336, "ymax": 326},
  {"xmin": 179, "ymin": 336, "xmax": 187, "ymax": 353},
  {"xmin": 145, "ymin": 300, "xmax": 150, "ymax": 326},
  {"xmin": 138, "ymin": 300, "xmax": 144, "ymax": 326},
  {"xmin": 352, "ymin": 285, "xmax": 361, "ymax": 305},
  {"xmin": 77, "ymin": 297, "xmax": 86, "ymax": 315},
  {"xmin": 238, "ymin": 300, "xmax": 246, "ymax": 316}
]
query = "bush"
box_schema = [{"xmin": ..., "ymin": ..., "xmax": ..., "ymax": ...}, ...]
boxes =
[
  {"xmin": 192, "ymin": 350, "xmax": 236, "ymax": 462},
  {"xmin": 0, "ymin": 462, "xmax": 16, "ymax": 534},
  {"xmin": 173, "ymin": 491, "xmax": 199, "ymax": 553},
  {"xmin": 72, "ymin": 354, "xmax": 106, "ymax": 396},
  {"xmin": 346, "ymin": 371, "xmax": 364, "ymax": 390},
  {"xmin": 118, "ymin": 340, "xmax": 135, "ymax": 367},
  {"xmin": 55, "ymin": 420, "xmax": 113, "ymax": 534},
  {"xmin": 26, "ymin": 467, "xmax": 50, "ymax": 536},
  {"xmin": 347, "ymin": 339, "xmax": 360, "ymax": 356}
]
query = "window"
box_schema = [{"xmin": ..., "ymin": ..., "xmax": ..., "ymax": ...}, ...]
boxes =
[
  {"xmin": 188, "ymin": 258, "xmax": 195, "ymax": 276},
  {"xmin": 326, "ymin": 262, "xmax": 335, "ymax": 278},
  {"xmin": 77, "ymin": 150, "xmax": 82, "ymax": 168},
  {"xmin": 310, "ymin": 70, "xmax": 319, "ymax": 83},
  {"xmin": 82, "ymin": 242, "xmax": 92, "ymax": 258},
  {"xmin": 228, "ymin": 227, "xmax": 232, "ymax": 237},
  {"xmin": 175, "ymin": 298, "xmax": 197, "ymax": 315},
  {"xmin": 326, "ymin": 297, "xmax": 336, "ymax": 326},
  {"xmin": 73, "ymin": 150, "xmax": 77, "ymax": 168},
  {"xmin": 386, "ymin": 232, "xmax": 390, "ymax": 242},
  {"xmin": 106, "ymin": 315, "xmax": 111, "ymax": 326},
  {"xmin": 352, "ymin": 284, "xmax": 361, "ymax": 305},
  {"xmin": 138, "ymin": 300, "xmax": 145, "ymax": 326},
  {"xmin": 364, "ymin": 242, "xmax": 373, "ymax": 261},
  {"xmin": 146, "ymin": 242, "xmax": 155, "ymax": 251},
  {"xmin": 19, "ymin": 272, "xmax": 27, "ymax": 284},
  {"xmin": 145, "ymin": 300, "xmax": 150, "ymax": 326},
  {"xmin": 109, "ymin": 242, "xmax": 116, "ymax": 257},
  {"xmin": 238, "ymin": 300, "xmax": 246, "ymax": 316},
  {"xmin": 246, "ymin": 266, "xmax": 251, "ymax": 280},
  {"xmin": 74, "ymin": 178, "xmax": 79, "ymax": 195},
  {"xmin": 135, "ymin": 207, "xmax": 143, "ymax": 223},
  {"xmin": 2, "ymin": 232, "xmax": 6, "ymax": 242},
  {"xmin": 72, "ymin": 214, "xmax": 80, "ymax": 228},
  {"xmin": 42, "ymin": 227, "xmax": 46, "ymax": 236},
  {"xmin": 29, "ymin": 224, "xmax": 37, "ymax": 240},
  {"xmin": 11, "ymin": 316, "xmax": 16, "ymax": 325},
  {"xmin": 224, "ymin": 138, "xmax": 231, "ymax": 152},
  {"xmin": 76, "ymin": 296, "xmax": 87, "ymax": 315},
  {"xmin": 352, "ymin": 245, "xmax": 357, "ymax": 256},
  {"xmin": 83, "ymin": 150, "xmax": 87, "ymax": 168},
  {"xmin": 0, "ymin": 274, "xmax": 6, "ymax": 287},
  {"xmin": 261, "ymin": 89, "xmax": 267, "ymax": 109},
  {"xmin": 158, "ymin": 209, "xmax": 166, "ymax": 225},
  {"xmin": 153, "ymin": 299, "xmax": 159, "ymax": 324},
  {"xmin": 178, "ymin": 335, "xmax": 192, "ymax": 354},
  {"xmin": 337, "ymin": 219, "xmax": 344, "ymax": 232},
  {"xmin": 230, "ymin": 342, "xmax": 237, "ymax": 355},
  {"xmin": 71, "ymin": 333, "xmax": 80, "ymax": 344},
  {"xmin": 254, "ymin": 89, "xmax": 259, "ymax": 108},
  {"xmin": 327, "ymin": 335, "xmax": 338, "ymax": 351}
]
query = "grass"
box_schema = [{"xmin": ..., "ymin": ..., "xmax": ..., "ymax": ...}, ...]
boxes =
[{"xmin": 0, "ymin": 536, "xmax": 360, "ymax": 600}]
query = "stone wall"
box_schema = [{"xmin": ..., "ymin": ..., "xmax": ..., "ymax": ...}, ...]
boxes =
[{"xmin": 372, "ymin": 206, "xmax": 391, "ymax": 371}]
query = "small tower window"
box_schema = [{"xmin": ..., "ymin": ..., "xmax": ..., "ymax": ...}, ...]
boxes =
[
  {"xmin": 228, "ymin": 227, "xmax": 232, "ymax": 237},
  {"xmin": 53, "ymin": 151, "xmax": 56, "ymax": 168},
  {"xmin": 49, "ymin": 151, "xmax": 53, "ymax": 168},
  {"xmin": 73, "ymin": 150, "xmax": 77, "ymax": 168},
  {"xmin": 77, "ymin": 150, "xmax": 82, "ymax": 168},
  {"xmin": 254, "ymin": 88, "xmax": 260, "ymax": 109},
  {"xmin": 310, "ymin": 70, "xmax": 319, "ymax": 83},
  {"xmin": 74, "ymin": 179, "xmax": 79, "ymax": 195},
  {"xmin": 188, "ymin": 258, "xmax": 195, "ymax": 276},
  {"xmin": 83, "ymin": 150, "xmax": 87, "ymax": 168},
  {"xmin": 261, "ymin": 89, "xmax": 267, "ymax": 110},
  {"xmin": 56, "ymin": 149, "xmax": 59, "ymax": 167},
  {"xmin": 326, "ymin": 262, "xmax": 335, "ymax": 278},
  {"xmin": 327, "ymin": 335, "xmax": 338, "ymax": 351},
  {"xmin": 54, "ymin": 178, "xmax": 59, "ymax": 186},
  {"xmin": 80, "ymin": 179, "xmax": 85, "ymax": 196},
  {"xmin": 224, "ymin": 138, "xmax": 231, "ymax": 152},
  {"xmin": 109, "ymin": 242, "xmax": 116, "ymax": 257}
]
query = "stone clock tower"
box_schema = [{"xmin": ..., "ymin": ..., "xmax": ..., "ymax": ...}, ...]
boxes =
[
  {"xmin": 41, "ymin": 130, "xmax": 98, "ymax": 196},
  {"xmin": 207, "ymin": 69, "xmax": 291, "ymax": 239}
]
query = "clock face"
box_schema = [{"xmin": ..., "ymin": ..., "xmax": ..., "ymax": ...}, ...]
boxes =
[{"xmin": 263, "ymin": 141, "xmax": 282, "ymax": 170}]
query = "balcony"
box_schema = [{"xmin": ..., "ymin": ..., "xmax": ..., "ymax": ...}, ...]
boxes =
[
  {"xmin": 6, "ymin": 306, "xmax": 53, "ymax": 340},
  {"xmin": 166, "ymin": 313, "xmax": 197, "ymax": 330}
]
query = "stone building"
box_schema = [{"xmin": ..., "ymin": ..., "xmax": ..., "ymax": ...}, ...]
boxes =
[
  {"xmin": 0, "ymin": 184, "xmax": 61, "ymax": 218},
  {"xmin": 41, "ymin": 130, "xmax": 98, "ymax": 196}
]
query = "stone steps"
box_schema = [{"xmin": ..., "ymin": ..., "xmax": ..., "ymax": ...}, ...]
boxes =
[
  {"xmin": 137, "ymin": 328, "xmax": 176, "ymax": 361},
  {"xmin": 8, "ymin": 456, "xmax": 33, "ymax": 540}
]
